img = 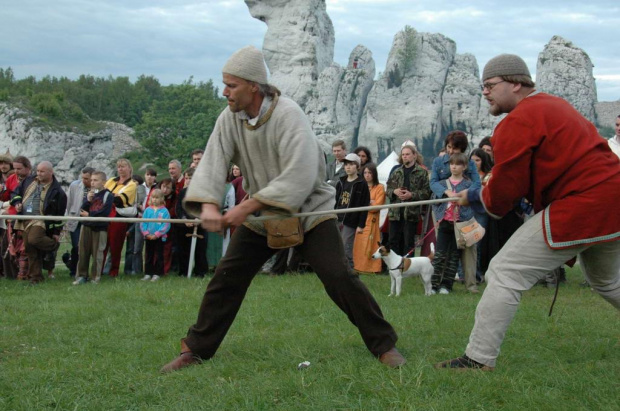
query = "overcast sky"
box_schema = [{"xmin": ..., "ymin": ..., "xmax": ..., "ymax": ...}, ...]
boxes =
[{"xmin": 1, "ymin": 0, "xmax": 619, "ymax": 102}]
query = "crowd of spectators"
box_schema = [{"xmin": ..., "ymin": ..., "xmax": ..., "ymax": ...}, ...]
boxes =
[{"xmin": 1, "ymin": 114, "xmax": 618, "ymax": 286}]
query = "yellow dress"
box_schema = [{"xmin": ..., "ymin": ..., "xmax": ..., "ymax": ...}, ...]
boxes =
[{"xmin": 353, "ymin": 184, "xmax": 385, "ymax": 273}]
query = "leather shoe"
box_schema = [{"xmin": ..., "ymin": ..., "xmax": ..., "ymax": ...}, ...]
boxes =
[
  {"xmin": 379, "ymin": 347, "xmax": 406, "ymax": 368},
  {"xmin": 160, "ymin": 339, "xmax": 202, "ymax": 373}
]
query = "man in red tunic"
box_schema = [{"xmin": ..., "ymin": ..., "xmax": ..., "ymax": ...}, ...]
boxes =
[{"xmin": 437, "ymin": 54, "xmax": 620, "ymax": 370}]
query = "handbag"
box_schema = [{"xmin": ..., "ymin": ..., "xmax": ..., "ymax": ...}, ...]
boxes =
[
  {"xmin": 115, "ymin": 183, "xmax": 137, "ymax": 217},
  {"xmin": 263, "ymin": 212, "xmax": 304, "ymax": 249},
  {"xmin": 454, "ymin": 217, "xmax": 485, "ymax": 249},
  {"xmin": 446, "ymin": 180, "xmax": 485, "ymax": 249}
]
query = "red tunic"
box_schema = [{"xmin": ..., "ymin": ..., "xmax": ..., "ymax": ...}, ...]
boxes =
[{"xmin": 482, "ymin": 92, "xmax": 620, "ymax": 249}]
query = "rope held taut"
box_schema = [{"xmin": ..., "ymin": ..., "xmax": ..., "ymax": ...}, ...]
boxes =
[{"xmin": 0, "ymin": 197, "xmax": 456, "ymax": 224}]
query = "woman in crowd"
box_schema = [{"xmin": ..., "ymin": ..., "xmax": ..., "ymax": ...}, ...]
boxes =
[
  {"xmin": 430, "ymin": 131, "xmax": 481, "ymax": 293},
  {"xmin": 353, "ymin": 146, "xmax": 373, "ymax": 167},
  {"xmin": 353, "ymin": 163, "xmax": 385, "ymax": 274},
  {"xmin": 229, "ymin": 164, "xmax": 246, "ymax": 206},
  {"xmin": 470, "ymin": 148, "xmax": 494, "ymax": 282},
  {"xmin": 103, "ymin": 158, "xmax": 138, "ymax": 277}
]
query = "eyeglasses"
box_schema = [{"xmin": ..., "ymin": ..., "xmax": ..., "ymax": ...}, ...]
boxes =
[{"xmin": 481, "ymin": 80, "xmax": 506, "ymax": 91}]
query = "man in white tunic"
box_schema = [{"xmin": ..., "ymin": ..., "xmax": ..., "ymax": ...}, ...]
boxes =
[{"xmin": 161, "ymin": 46, "xmax": 405, "ymax": 372}]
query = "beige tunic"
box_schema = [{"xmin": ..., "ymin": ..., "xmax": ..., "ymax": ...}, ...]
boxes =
[{"xmin": 184, "ymin": 95, "xmax": 336, "ymax": 235}]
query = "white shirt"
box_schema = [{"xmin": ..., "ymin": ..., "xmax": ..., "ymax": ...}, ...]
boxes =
[{"xmin": 608, "ymin": 135, "xmax": 620, "ymax": 159}]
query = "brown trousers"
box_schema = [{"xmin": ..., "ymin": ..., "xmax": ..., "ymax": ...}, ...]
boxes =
[
  {"xmin": 77, "ymin": 226, "xmax": 107, "ymax": 281},
  {"xmin": 23, "ymin": 225, "xmax": 57, "ymax": 282},
  {"xmin": 184, "ymin": 219, "xmax": 398, "ymax": 359}
]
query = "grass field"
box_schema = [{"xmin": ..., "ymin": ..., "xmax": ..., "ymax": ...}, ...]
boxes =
[{"xmin": 1, "ymin": 265, "xmax": 618, "ymax": 410}]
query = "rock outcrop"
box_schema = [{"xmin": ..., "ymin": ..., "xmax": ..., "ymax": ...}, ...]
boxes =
[
  {"xmin": 304, "ymin": 45, "xmax": 375, "ymax": 152},
  {"xmin": 244, "ymin": 4, "xmax": 611, "ymax": 164},
  {"xmin": 358, "ymin": 28, "xmax": 459, "ymax": 159},
  {"xmin": 536, "ymin": 35, "xmax": 598, "ymax": 123},
  {"xmin": 0, "ymin": 103, "xmax": 139, "ymax": 186},
  {"xmin": 245, "ymin": 0, "xmax": 335, "ymax": 108}
]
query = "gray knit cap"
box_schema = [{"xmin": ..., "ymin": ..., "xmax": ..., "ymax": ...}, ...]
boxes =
[
  {"xmin": 222, "ymin": 46, "xmax": 268, "ymax": 84},
  {"xmin": 482, "ymin": 54, "xmax": 531, "ymax": 81}
]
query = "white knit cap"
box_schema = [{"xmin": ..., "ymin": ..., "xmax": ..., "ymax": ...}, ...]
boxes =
[{"xmin": 222, "ymin": 46, "xmax": 269, "ymax": 84}]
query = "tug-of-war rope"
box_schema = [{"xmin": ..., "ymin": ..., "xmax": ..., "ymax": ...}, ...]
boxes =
[
  {"xmin": 0, "ymin": 197, "xmax": 456, "ymax": 225},
  {"xmin": 0, "ymin": 197, "xmax": 457, "ymax": 279}
]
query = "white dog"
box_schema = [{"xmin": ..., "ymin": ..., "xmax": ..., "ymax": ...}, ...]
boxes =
[{"xmin": 372, "ymin": 243, "xmax": 435, "ymax": 296}]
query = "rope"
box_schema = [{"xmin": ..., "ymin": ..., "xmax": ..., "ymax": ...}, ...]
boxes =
[{"xmin": 0, "ymin": 197, "xmax": 457, "ymax": 224}]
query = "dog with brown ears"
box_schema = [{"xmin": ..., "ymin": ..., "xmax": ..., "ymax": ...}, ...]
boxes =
[{"xmin": 372, "ymin": 243, "xmax": 435, "ymax": 296}]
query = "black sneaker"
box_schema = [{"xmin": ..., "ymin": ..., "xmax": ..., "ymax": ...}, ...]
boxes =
[{"xmin": 435, "ymin": 355, "xmax": 494, "ymax": 371}]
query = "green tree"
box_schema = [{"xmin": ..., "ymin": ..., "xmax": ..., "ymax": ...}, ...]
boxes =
[{"xmin": 134, "ymin": 78, "xmax": 226, "ymax": 168}]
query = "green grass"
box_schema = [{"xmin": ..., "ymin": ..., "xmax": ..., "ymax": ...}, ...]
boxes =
[{"xmin": 1, "ymin": 266, "xmax": 618, "ymax": 410}]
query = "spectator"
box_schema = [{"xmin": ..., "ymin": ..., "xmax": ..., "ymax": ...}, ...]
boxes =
[
  {"xmin": 4, "ymin": 156, "xmax": 32, "ymax": 279},
  {"xmin": 335, "ymin": 153, "xmax": 369, "ymax": 268},
  {"xmin": 73, "ymin": 171, "xmax": 114, "ymax": 285},
  {"xmin": 133, "ymin": 168, "xmax": 158, "ymax": 276},
  {"xmin": 229, "ymin": 164, "xmax": 246, "ymax": 206},
  {"xmin": 386, "ymin": 145, "xmax": 431, "ymax": 256},
  {"xmin": 176, "ymin": 168, "xmax": 208, "ymax": 277},
  {"xmin": 169, "ymin": 159, "xmax": 184, "ymax": 196},
  {"xmin": 12, "ymin": 161, "xmax": 67, "ymax": 284},
  {"xmin": 63, "ymin": 167, "xmax": 94, "ymax": 278},
  {"xmin": 430, "ymin": 131, "xmax": 481, "ymax": 292},
  {"xmin": 478, "ymin": 136, "xmax": 494, "ymax": 162},
  {"xmin": 103, "ymin": 158, "xmax": 138, "ymax": 277},
  {"xmin": 430, "ymin": 153, "xmax": 476, "ymax": 294},
  {"xmin": 168, "ymin": 160, "xmax": 183, "ymax": 273},
  {"xmin": 353, "ymin": 163, "xmax": 385, "ymax": 274},
  {"xmin": 190, "ymin": 149, "xmax": 204, "ymax": 169},
  {"xmin": 609, "ymin": 114, "xmax": 620, "ymax": 158},
  {"xmin": 140, "ymin": 189, "xmax": 170, "ymax": 282},
  {"xmin": 160, "ymin": 177, "xmax": 176, "ymax": 274},
  {"xmin": 0, "ymin": 152, "xmax": 14, "ymax": 278},
  {"xmin": 469, "ymin": 148, "xmax": 494, "ymax": 282},
  {"xmin": 353, "ymin": 146, "xmax": 373, "ymax": 167},
  {"xmin": 123, "ymin": 174, "xmax": 145, "ymax": 275},
  {"xmin": 326, "ymin": 139, "xmax": 347, "ymax": 187}
]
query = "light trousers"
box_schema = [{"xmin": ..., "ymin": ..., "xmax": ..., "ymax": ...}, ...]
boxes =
[{"xmin": 466, "ymin": 211, "xmax": 620, "ymax": 367}]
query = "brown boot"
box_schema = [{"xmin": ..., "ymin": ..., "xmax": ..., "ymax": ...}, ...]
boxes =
[
  {"xmin": 160, "ymin": 339, "xmax": 202, "ymax": 373},
  {"xmin": 379, "ymin": 347, "xmax": 406, "ymax": 368}
]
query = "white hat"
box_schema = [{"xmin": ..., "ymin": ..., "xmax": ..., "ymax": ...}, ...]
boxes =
[
  {"xmin": 222, "ymin": 46, "xmax": 269, "ymax": 84},
  {"xmin": 343, "ymin": 153, "xmax": 361, "ymax": 167}
]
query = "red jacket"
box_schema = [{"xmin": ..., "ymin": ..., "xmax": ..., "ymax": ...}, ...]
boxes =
[{"xmin": 482, "ymin": 92, "xmax": 620, "ymax": 249}]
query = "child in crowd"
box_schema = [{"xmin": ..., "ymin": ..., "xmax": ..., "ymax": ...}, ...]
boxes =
[
  {"xmin": 73, "ymin": 171, "xmax": 114, "ymax": 285},
  {"xmin": 159, "ymin": 178, "xmax": 175, "ymax": 274},
  {"xmin": 335, "ymin": 153, "xmax": 369, "ymax": 269},
  {"xmin": 431, "ymin": 153, "xmax": 476, "ymax": 294},
  {"xmin": 140, "ymin": 189, "xmax": 170, "ymax": 282},
  {"xmin": 176, "ymin": 168, "xmax": 208, "ymax": 277}
]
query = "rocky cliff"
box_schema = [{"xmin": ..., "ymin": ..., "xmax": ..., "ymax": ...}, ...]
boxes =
[
  {"xmin": 246, "ymin": 1, "xmax": 605, "ymax": 163},
  {"xmin": 245, "ymin": 0, "xmax": 334, "ymax": 108},
  {"xmin": 536, "ymin": 35, "xmax": 598, "ymax": 123},
  {"xmin": 0, "ymin": 103, "xmax": 140, "ymax": 185}
]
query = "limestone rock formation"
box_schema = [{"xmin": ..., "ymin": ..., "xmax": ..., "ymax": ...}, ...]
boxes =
[
  {"xmin": 441, "ymin": 53, "xmax": 495, "ymax": 141},
  {"xmin": 304, "ymin": 45, "xmax": 375, "ymax": 151},
  {"xmin": 358, "ymin": 28, "xmax": 458, "ymax": 159},
  {"xmin": 245, "ymin": 0, "xmax": 335, "ymax": 108},
  {"xmin": 0, "ymin": 103, "xmax": 139, "ymax": 186},
  {"xmin": 537, "ymin": 35, "xmax": 598, "ymax": 123}
]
